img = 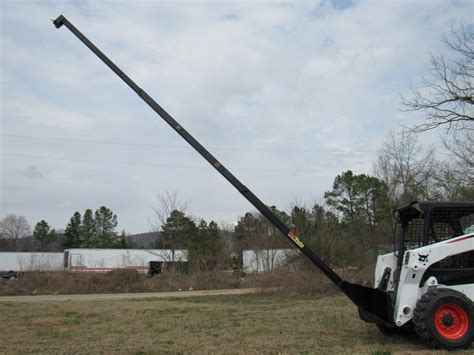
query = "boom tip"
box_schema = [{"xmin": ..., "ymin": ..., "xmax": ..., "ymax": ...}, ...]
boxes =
[{"xmin": 53, "ymin": 15, "xmax": 65, "ymax": 29}]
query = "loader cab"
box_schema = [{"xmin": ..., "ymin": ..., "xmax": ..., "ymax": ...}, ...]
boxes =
[
  {"xmin": 395, "ymin": 201, "xmax": 474, "ymax": 285},
  {"xmin": 395, "ymin": 201, "xmax": 474, "ymax": 251}
]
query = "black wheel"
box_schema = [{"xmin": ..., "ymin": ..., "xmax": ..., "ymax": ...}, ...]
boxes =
[{"xmin": 413, "ymin": 288, "xmax": 473, "ymax": 349}]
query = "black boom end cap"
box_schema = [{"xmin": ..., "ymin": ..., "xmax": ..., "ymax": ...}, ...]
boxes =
[{"xmin": 53, "ymin": 15, "xmax": 65, "ymax": 28}]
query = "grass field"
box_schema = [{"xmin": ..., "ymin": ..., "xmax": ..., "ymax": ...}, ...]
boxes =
[{"xmin": 1, "ymin": 291, "xmax": 468, "ymax": 354}]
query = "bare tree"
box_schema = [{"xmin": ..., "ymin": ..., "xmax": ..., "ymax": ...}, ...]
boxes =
[
  {"xmin": 149, "ymin": 190, "xmax": 190, "ymax": 232},
  {"xmin": 373, "ymin": 130, "xmax": 437, "ymax": 205},
  {"xmin": 0, "ymin": 214, "xmax": 31, "ymax": 251},
  {"xmin": 444, "ymin": 130, "xmax": 474, "ymax": 172},
  {"xmin": 149, "ymin": 190, "xmax": 190, "ymax": 268},
  {"xmin": 253, "ymin": 249, "xmax": 280, "ymax": 272},
  {"xmin": 403, "ymin": 25, "xmax": 473, "ymax": 132},
  {"xmin": 432, "ymin": 160, "xmax": 474, "ymax": 200},
  {"xmin": 433, "ymin": 130, "xmax": 474, "ymax": 199}
]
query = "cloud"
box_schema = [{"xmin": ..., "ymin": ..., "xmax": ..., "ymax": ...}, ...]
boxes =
[{"xmin": 21, "ymin": 165, "xmax": 43, "ymax": 179}]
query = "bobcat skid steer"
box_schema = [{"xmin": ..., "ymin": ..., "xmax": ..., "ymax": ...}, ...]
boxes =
[
  {"xmin": 368, "ymin": 201, "xmax": 474, "ymax": 349},
  {"xmin": 52, "ymin": 15, "xmax": 473, "ymax": 349}
]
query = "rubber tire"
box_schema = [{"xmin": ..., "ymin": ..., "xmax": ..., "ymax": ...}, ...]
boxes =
[{"xmin": 413, "ymin": 288, "xmax": 473, "ymax": 349}]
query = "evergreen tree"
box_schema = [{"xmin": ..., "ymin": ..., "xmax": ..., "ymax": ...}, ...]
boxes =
[
  {"xmin": 207, "ymin": 220, "xmax": 220, "ymax": 258},
  {"xmin": 195, "ymin": 219, "xmax": 209, "ymax": 256},
  {"xmin": 81, "ymin": 209, "xmax": 97, "ymax": 247},
  {"xmin": 158, "ymin": 210, "xmax": 197, "ymax": 266},
  {"xmin": 63, "ymin": 212, "xmax": 82, "ymax": 248},
  {"xmin": 290, "ymin": 206, "xmax": 314, "ymax": 239},
  {"xmin": 92, "ymin": 206, "xmax": 118, "ymax": 248},
  {"xmin": 234, "ymin": 212, "xmax": 262, "ymax": 251},
  {"xmin": 234, "ymin": 206, "xmax": 289, "ymax": 252},
  {"xmin": 324, "ymin": 170, "xmax": 389, "ymax": 225},
  {"xmin": 189, "ymin": 219, "xmax": 222, "ymax": 270},
  {"xmin": 159, "ymin": 210, "xmax": 197, "ymax": 249},
  {"xmin": 33, "ymin": 220, "xmax": 56, "ymax": 251},
  {"xmin": 324, "ymin": 170, "xmax": 391, "ymax": 247},
  {"xmin": 118, "ymin": 230, "xmax": 135, "ymax": 249}
]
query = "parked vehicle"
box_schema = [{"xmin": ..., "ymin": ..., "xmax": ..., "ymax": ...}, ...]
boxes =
[{"xmin": 0, "ymin": 271, "xmax": 17, "ymax": 281}]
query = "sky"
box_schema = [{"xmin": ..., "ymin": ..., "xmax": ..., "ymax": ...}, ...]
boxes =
[{"xmin": 1, "ymin": 0, "xmax": 473, "ymax": 234}]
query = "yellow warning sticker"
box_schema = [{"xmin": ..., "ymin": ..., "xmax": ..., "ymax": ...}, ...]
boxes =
[{"xmin": 288, "ymin": 231, "xmax": 305, "ymax": 249}]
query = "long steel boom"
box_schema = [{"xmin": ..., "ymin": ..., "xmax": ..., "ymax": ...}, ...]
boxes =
[{"xmin": 53, "ymin": 14, "xmax": 393, "ymax": 326}]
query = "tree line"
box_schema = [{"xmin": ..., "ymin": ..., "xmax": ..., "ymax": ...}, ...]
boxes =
[
  {"xmin": 153, "ymin": 208, "xmax": 227, "ymax": 270},
  {"xmin": 150, "ymin": 130, "xmax": 473, "ymax": 270},
  {"xmin": 62, "ymin": 206, "xmax": 131, "ymax": 249},
  {"xmin": 0, "ymin": 206, "xmax": 128, "ymax": 251}
]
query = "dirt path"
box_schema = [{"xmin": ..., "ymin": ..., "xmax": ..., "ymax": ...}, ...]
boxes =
[{"xmin": 0, "ymin": 287, "xmax": 274, "ymax": 303}]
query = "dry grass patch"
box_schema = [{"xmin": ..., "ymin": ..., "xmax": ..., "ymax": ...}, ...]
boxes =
[
  {"xmin": 0, "ymin": 267, "xmax": 374, "ymax": 297},
  {"xmin": 1, "ymin": 292, "xmax": 470, "ymax": 353},
  {"xmin": 0, "ymin": 270, "xmax": 242, "ymax": 296}
]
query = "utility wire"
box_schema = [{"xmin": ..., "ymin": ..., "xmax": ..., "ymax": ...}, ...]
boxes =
[
  {"xmin": 1, "ymin": 134, "xmax": 375, "ymax": 154},
  {"xmin": 1, "ymin": 153, "xmax": 336, "ymax": 173}
]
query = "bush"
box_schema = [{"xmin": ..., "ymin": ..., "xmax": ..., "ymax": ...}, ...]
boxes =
[{"xmin": 108, "ymin": 269, "xmax": 141, "ymax": 285}]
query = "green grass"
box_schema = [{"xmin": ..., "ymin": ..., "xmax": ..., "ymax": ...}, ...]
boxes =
[{"xmin": 0, "ymin": 293, "xmax": 470, "ymax": 353}]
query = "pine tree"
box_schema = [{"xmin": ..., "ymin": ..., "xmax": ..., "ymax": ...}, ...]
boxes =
[
  {"xmin": 159, "ymin": 210, "xmax": 197, "ymax": 268},
  {"xmin": 33, "ymin": 220, "xmax": 56, "ymax": 251},
  {"xmin": 193, "ymin": 219, "xmax": 209, "ymax": 262},
  {"xmin": 207, "ymin": 221, "xmax": 220, "ymax": 258},
  {"xmin": 81, "ymin": 209, "xmax": 97, "ymax": 247},
  {"xmin": 64, "ymin": 212, "xmax": 82, "ymax": 248},
  {"xmin": 93, "ymin": 206, "xmax": 118, "ymax": 248},
  {"xmin": 118, "ymin": 230, "xmax": 134, "ymax": 249}
]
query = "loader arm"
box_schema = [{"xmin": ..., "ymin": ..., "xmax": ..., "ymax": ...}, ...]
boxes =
[{"xmin": 52, "ymin": 14, "xmax": 393, "ymax": 326}]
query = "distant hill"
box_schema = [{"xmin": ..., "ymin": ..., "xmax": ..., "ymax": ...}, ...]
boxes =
[{"xmin": 128, "ymin": 232, "xmax": 159, "ymax": 248}]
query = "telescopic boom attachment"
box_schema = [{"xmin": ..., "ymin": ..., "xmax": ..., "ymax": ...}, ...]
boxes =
[{"xmin": 53, "ymin": 14, "xmax": 393, "ymax": 326}]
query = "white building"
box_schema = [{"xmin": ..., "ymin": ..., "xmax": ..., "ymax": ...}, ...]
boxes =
[
  {"xmin": 0, "ymin": 252, "xmax": 63, "ymax": 272},
  {"xmin": 0, "ymin": 249, "xmax": 188, "ymax": 274},
  {"xmin": 243, "ymin": 249, "xmax": 298, "ymax": 273},
  {"xmin": 64, "ymin": 249, "xmax": 188, "ymax": 274}
]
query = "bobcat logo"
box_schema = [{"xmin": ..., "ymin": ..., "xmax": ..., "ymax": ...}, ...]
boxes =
[{"xmin": 418, "ymin": 253, "xmax": 429, "ymax": 262}]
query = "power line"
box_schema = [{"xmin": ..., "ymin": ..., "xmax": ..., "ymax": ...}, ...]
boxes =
[
  {"xmin": 1, "ymin": 134, "xmax": 375, "ymax": 154},
  {"xmin": 1, "ymin": 153, "xmax": 337, "ymax": 173}
]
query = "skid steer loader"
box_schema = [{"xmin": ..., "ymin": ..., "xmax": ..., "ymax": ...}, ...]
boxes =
[
  {"xmin": 369, "ymin": 201, "xmax": 473, "ymax": 348},
  {"xmin": 52, "ymin": 15, "xmax": 473, "ymax": 349}
]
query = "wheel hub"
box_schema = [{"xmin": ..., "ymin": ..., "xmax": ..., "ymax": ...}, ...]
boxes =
[
  {"xmin": 442, "ymin": 314, "xmax": 454, "ymax": 327},
  {"xmin": 434, "ymin": 303, "xmax": 469, "ymax": 340}
]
